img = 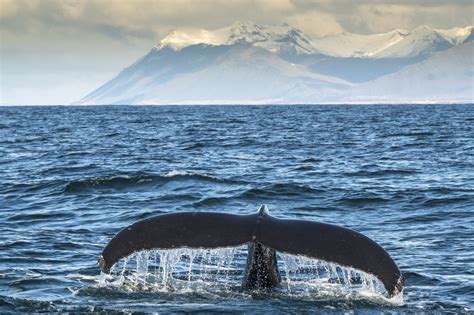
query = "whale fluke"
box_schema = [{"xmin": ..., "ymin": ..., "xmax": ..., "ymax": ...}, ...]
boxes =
[{"xmin": 99, "ymin": 205, "xmax": 403, "ymax": 296}]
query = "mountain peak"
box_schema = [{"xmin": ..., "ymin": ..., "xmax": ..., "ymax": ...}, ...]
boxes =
[
  {"xmin": 226, "ymin": 22, "xmax": 314, "ymax": 53},
  {"xmin": 437, "ymin": 25, "xmax": 473, "ymax": 45},
  {"xmin": 155, "ymin": 22, "xmax": 316, "ymax": 54},
  {"xmin": 155, "ymin": 28, "xmax": 228, "ymax": 50},
  {"xmin": 312, "ymin": 25, "xmax": 472, "ymax": 58},
  {"xmin": 154, "ymin": 22, "xmax": 473, "ymax": 58}
]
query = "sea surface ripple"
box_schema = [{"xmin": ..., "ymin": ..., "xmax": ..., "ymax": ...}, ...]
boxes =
[{"xmin": 0, "ymin": 105, "xmax": 473, "ymax": 313}]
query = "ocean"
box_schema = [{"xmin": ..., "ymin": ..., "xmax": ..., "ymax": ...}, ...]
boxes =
[{"xmin": 1, "ymin": 104, "xmax": 473, "ymax": 313}]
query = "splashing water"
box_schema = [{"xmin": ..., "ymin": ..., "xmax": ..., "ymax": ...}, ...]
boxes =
[
  {"xmin": 97, "ymin": 247, "xmax": 404, "ymax": 305},
  {"xmin": 276, "ymin": 253, "xmax": 402, "ymax": 304},
  {"xmin": 99, "ymin": 247, "xmax": 245, "ymax": 292}
]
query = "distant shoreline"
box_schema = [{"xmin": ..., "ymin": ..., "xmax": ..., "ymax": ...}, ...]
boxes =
[{"xmin": 1, "ymin": 102, "xmax": 473, "ymax": 107}]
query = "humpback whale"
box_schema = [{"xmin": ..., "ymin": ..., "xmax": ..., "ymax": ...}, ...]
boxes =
[{"xmin": 99, "ymin": 205, "xmax": 403, "ymax": 296}]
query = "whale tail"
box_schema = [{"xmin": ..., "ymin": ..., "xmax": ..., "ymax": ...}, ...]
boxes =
[{"xmin": 99, "ymin": 205, "xmax": 403, "ymax": 297}]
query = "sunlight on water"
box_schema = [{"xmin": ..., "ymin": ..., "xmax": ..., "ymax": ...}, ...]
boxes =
[{"xmin": 97, "ymin": 247, "xmax": 403, "ymax": 305}]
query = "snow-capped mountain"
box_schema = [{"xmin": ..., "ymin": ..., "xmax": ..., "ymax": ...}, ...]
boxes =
[
  {"xmin": 372, "ymin": 25, "xmax": 472, "ymax": 58},
  {"xmin": 311, "ymin": 29, "xmax": 409, "ymax": 58},
  {"xmin": 438, "ymin": 26, "xmax": 474, "ymax": 45},
  {"xmin": 76, "ymin": 22, "xmax": 473, "ymax": 105},
  {"xmin": 156, "ymin": 22, "xmax": 472, "ymax": 59},
  {"xmin": 156, "ymin": 22, "xmax": 316, "ymax": 55},
  {"xmin": 311, "ymin": 25, "xmax": 472, "ymax": 58}
]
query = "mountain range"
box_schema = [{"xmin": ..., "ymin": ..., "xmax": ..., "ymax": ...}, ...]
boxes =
[{"xmin": 76, "ymin": 22, "xmax": 474, "ymax": 105}]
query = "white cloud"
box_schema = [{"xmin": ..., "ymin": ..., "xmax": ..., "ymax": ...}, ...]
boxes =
[
  {"xmin": 2, "ymin": 0, "xmax": 472, "ymax": 41},
  {"xmin": 1, "ymin": 0, "xmax": 473, "ymax": 104},
  {"xmin": 352, "ymin": 3, "xmax": 474, "ymax": 34},
  {"xmin": 286, "ymin": 10, "xmax": 344, "ymax": 38}
]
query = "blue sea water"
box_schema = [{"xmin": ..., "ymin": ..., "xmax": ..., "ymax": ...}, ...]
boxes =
[{"xmin": 0, "ymin": 104, "xmax": 473, "ymax": 313}]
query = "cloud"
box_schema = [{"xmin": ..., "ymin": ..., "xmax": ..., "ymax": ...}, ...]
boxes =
[
  {"xmin": 1, "ymin": 0, "xmax": 472, "ymax": 41},
  {"xmin": 350, "ymin": 2, "xmax": 474, "ymax": 33},
  {"xmin": 1, "ymin": 0, "xmax": 473, "ymax": 104},
  {"xmin": 1, "ymin": 0, "xmax": 298, "ymax": 42},
  {"xmin": 286, "ymin": 10, "xmax": 344, "ymax": 37}
]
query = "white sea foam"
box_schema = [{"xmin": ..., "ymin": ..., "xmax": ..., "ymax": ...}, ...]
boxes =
[
  {"xmin": 96, "ymin": 247, "xmax": 404, "ymax": 305},
  {"xmin": 163, "ymin": 170, "xmax": 197, "ymax": 177}
]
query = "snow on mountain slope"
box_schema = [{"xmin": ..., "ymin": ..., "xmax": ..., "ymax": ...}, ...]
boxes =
[
  {"xmin": 311, "ymin": 30, "xmax": 409, "ymax": 58},
  {"xmin": 351, "ymin": 41, "xmax": 474, "ymax": 101},
  {"xmin": 157, "ymin": 23, "xmax": 472, "ymax": 59},
  {"xmin": 372, "ymin": 25, "xmax": 472, "ymax": 58},
  {"xmin": 311, "ymin": 25, "xmax": 472, "ymax": 59},
  {"xmin": 157, "ymin": 28, "xmax": 230, "ymax": 50},
  {"xmin": 437, "ymin": 26, "xmax": 473, "ymax": 45},
  {"xmin": 156, "ymin": 21, "xmax": 316, "ymax": 55},
  {"xmin": 78, "ymin": 44, "xmax": 350, "ymax": 105}
]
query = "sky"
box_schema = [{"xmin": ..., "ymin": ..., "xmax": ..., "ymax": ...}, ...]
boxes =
[{"xmin": 1, "ymin": 0, "xmax": 473, "ymax": 105}]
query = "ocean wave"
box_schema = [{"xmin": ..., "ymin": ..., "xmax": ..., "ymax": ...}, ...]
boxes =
[
  {"xmin": 8, "ymin": 277, "xmax": 67, "ymax": 288},
  {"xmin": 163, "ymin": 170, "xmax": 195, "ymax": 177},
  {"xmin": 397, "ymin": 213, "xmax": 443, "ymax": 224},
  {"xmin": 403, "ymin": 271, "xmax": 440, "ymax": 286},
  {"xmin": 241, "ymin": 183, "xmax": 325, "ymax": 199},
  {"xmin": 3, "ymin": 180, "xmax": 61, "ymax": 195},
  {"xmin": 186, "ymin": 183, "xmax": 326, "ymax": 206},
  {"xmin": 301, "ymin": 158, "xmax": 323, "ymax": 163},
  {"xmin": 65, "ymin": 171, "xmax": 242, "ymax": 193},
  {"xmin": 7, "ymin": 212, "xmax": 75, "ymax": 223},
  {"xmin": 163, "ymin": 170, "xmax": 242, "ymax": 184},
  {"xmin": 65, "ymin": 173, "xmax": 155, "ymax": 192},
  {"xmin": 294, "ymin": 165, "xmax": 316, "ymax": 171},
  {"xmin": 421, "ymin": 196, "xmax": 470, "ymax": 207},
  {"xmin": 183, "ymin": 142, "xmax": 206, "ymax": 150},
  {"xmin": 0, "ymin": 240, "xmax": 32, "ymax": 250},
  {"xmin": 39, "ymin": 164, "xmax": 99, "ymax": 176},
  {"xmin": 191, "ymin": 196, "xmax": 231, "ymax": 207},
  {"xmin": 0, "ymin": 295, "xmax": 55, "ymax": 313},
  {"xmin": 384, "ymin": 131, "xmax": 435, "ymax": 138},
  {"xmin": 338, "ymin": 196, "xmax": 389, "ymax": 206},
  {"xmin": 344, "ymin": 169, "xmax": 417, "ymax": 177}
]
